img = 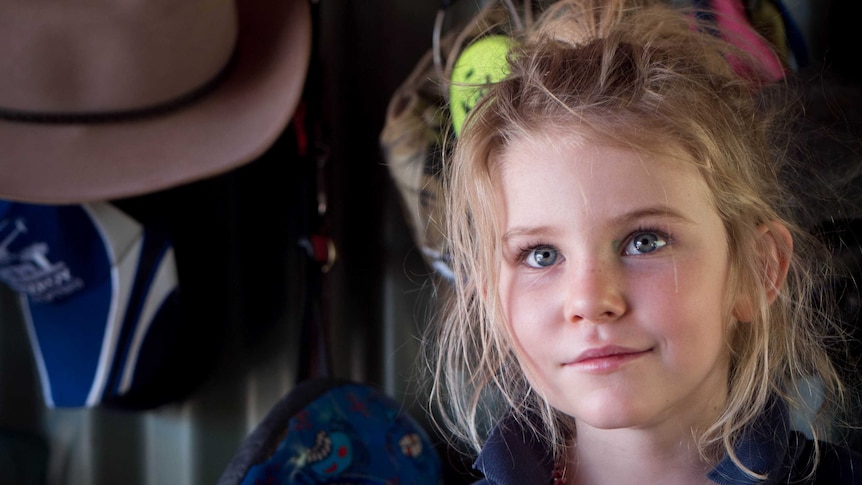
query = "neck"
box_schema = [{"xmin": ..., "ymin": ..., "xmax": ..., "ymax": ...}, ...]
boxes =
[
  {"xmin": 564, "ymin": 395, "xmax": 726, "ymax": 485},
  {"xmin": 564, "ymin": 426, "xmax": 714, "ymax": 485}
]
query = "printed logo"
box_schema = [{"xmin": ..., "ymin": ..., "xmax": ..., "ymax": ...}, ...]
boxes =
[{"xmin": 0, "ymin": 218, "xmax": 84, "ymax": 302}]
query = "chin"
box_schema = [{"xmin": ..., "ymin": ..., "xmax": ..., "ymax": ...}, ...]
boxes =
[
  {"xmin": 577, "ymin": 414, "xmax": 645, "ymax": 430},
  {"xmin": 560, "ymin": 396, "xmax": 654, "ymax": 430}
]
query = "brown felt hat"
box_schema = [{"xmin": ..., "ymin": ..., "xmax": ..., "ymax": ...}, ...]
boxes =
[{"xmin": 0, "ymin": 0, "xmax": 311, "ymax": 203}]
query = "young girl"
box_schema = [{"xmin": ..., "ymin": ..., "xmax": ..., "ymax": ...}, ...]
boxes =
[{"xmin": 428, "ymin": 0, "xmax": 862, "ymax": 483}]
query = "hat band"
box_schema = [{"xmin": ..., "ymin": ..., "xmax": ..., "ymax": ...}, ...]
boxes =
[{"xmin": 0, "ymin": 53, "xmax": 236, "ymax": 125}]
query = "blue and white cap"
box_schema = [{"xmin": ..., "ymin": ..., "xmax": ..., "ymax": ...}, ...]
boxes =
[{"xmin": 0, "ymin": 201, "xmax": 179, "ymax": 407}]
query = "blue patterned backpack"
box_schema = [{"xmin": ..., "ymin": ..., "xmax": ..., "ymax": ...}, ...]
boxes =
[{"xmin": 218, "ymin": 377, "xmax": 441, "ymax": 484}]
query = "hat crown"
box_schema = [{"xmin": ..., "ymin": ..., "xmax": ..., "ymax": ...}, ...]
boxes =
[{"xmin": 0, "ymin": 0, "xmax": 238, "ymax": 113}]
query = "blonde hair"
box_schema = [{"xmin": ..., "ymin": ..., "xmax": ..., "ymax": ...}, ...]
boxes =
[{"xmin": 427, "ymin": 0, "xmax": 848, "ymax": 478}]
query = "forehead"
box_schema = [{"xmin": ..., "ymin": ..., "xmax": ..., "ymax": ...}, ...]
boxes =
[
  {"xmin": 493, "ymin": 131, "xmax": 717, "ymax": 225},
  {"xmin": 494, "ymin": 126, "xmax": 701, "ymax": 183}
]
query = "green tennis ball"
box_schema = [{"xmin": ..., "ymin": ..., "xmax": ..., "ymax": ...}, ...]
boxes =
[{"xmin": 450, "ymin": 35, "xmax": 512, "ymax": 138}]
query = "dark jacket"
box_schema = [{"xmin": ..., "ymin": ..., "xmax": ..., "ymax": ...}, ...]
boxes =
[{"xmin": 473, "ymin": 401, "xmax": 862, "ymax": 484}]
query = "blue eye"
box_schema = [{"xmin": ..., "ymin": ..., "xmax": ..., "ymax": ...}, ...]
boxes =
[
  {"xmin": 624, "ymin": 232, "xmax": 667, "ymax": 255},
  {"xmin": 524, "ymin": 246, "xmax": 559, "ymax": 268}
]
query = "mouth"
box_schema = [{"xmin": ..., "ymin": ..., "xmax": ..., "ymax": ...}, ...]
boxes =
[{"xmin": 566, "ymin": 346, "xmax": 652, "ymax": 373}]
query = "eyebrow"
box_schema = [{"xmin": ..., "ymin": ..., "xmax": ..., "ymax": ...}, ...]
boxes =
[
  {"xmin": 610, "ymin": 206, "xmax": 695, "ymax": 227},
  {"xmin": 501, "ymin": 225, "xmax": 560, "ymax": 245},
  {"xmin": 501, "ymin": 205, "xmax": 696, "ymax": 243}
]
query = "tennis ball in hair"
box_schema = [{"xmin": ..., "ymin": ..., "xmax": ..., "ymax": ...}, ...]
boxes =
[{"xmin": 450, "ymin": 35, "xmax": 512, "ymax": 137}]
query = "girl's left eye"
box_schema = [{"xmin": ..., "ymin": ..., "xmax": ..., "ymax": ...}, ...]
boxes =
[{"xmin": 623, "ymin": 232, "xmax": 668, "ymax": 255}]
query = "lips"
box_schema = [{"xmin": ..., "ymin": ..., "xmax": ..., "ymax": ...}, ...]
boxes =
[{"xmin": 566, "ymin": 346, "xmax": 652, "ymax": 372}]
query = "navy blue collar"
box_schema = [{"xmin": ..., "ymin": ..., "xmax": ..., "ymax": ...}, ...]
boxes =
[
  {"xmin": 707, "ymin": 399, "xmax": 805, "ymax": 484},
  {"xmin": 474, "ymin": 415, "xmax": 555, "ymax": 485},
  {"xmin": 475, "ymin": 399, "xmax": 805, "ymax": 484}
]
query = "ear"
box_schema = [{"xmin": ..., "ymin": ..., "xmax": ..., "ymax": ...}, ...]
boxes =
[{"xmin": 732, "ymin": 222, "xmax": 793, "ymax": 322}]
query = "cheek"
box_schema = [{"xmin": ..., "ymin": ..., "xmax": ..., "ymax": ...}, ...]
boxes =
[
  {"xmin": 651, "ymin": 261, "xmax": 732, "ymax": 359},
  {"xmin": 498, "ymin": 270, "xmax": 559, "ymax": 357},
  {"xmin": 499, "ymin": 268, "xmax": 558, "ymax": 318}
]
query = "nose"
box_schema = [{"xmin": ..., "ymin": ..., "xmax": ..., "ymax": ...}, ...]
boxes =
[{"xmin": 564, "ymin": 262, "xmax": 626, "ymax": 324}]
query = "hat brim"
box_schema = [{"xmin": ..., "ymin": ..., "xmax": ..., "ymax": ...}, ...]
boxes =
[{"xmin": 0, "ymin": 0, "xmax": 311, "ymax": 204}]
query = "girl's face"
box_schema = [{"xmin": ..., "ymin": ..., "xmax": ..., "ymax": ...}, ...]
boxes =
[{"xmin": 496, "ymin": 134, "xmax": 735, "ymax": 434}]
